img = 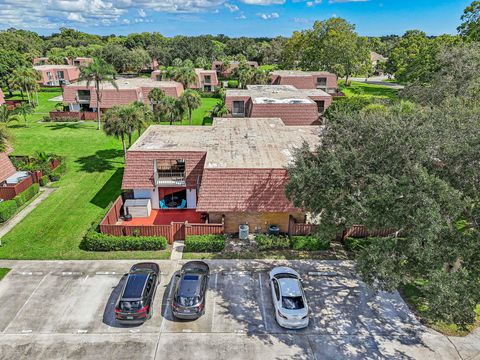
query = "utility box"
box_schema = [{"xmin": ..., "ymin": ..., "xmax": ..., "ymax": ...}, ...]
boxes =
[
  {"xmin": 124, "ymin": 198, "xmax": 152, "ymax": 218},
  {"xmin": 239, "ymin": 224, "xmax": 249, "ymax": 240}
]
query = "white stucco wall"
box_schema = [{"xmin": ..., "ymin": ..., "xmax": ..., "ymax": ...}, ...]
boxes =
[{"xmin": 133, "ymin": 188, "xmax": 160, "ymax": 210}]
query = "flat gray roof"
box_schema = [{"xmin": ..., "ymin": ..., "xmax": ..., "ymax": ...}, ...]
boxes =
[
  {"xmin": 65, "ymin": 77, "xmax": 181, "ymax": 90},
  {"xmin": 271, "ymin": 70, "xmax": 334, "ymax": 77},
  {"xmin": 226, "ymin": 85, "xmax": 330, "ymax": 103},
  {"xmin": 129, "ymin": 118, "xmax": 320, "ymax": 169},
  {"xmin": 33, "ymin": 65, "xmax": 78, "ymax": 70}
]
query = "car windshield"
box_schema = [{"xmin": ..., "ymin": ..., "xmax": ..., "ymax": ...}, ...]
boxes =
[
  {"xmin": 282, "ymin": 296, "xmax": 305, "ymax": 310},
  {"xmin": 119, "ymin": 300, "xmax": 143, "ymax": 311}
]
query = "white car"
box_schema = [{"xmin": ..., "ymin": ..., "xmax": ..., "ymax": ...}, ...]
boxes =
[{"xmin": 268, "ymin": 267, "xmax": 309, "ymax": 329}]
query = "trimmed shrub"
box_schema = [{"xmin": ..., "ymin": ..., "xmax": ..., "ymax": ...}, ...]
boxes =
[
  {"xmin": 81, "ymin": 228, "xmax": 167, "ymax": 251},
  {"xmin": 290, "ymin": 236, "xmax": 330, "ymax": 251},
  {"xmin": 184, "ymin": 235, "xmax": 225, "ymax": 252},
  {"xmin": 227, "ymin": 80, "xmax": 239, "ymax": 88},
  {"xmin": 39, "ymin": 175, "xmax": 49, "ymax": 186},
  {"xmin": 49, "ymin": 162, "xmax": 66, "ymax": 182},
  {"xmin": 13, "ymin": 183, "xmax": 40, "ymax": 207},
  {"xmin": 255, "ymin": 234, "xmax": 290, "ymax": 251},
  {"xmin": 0, "ymin": 200, "xmax": 18, "ymax": 222}
]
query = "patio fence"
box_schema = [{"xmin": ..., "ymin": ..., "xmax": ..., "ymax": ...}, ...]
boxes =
[
  {"xmin": 0, "ymin": 176, "xmax": 33, "ymax": 201},
  {"xmin": 99, "ymin": 196, "xmax": 224, "ymax": 244},
  {"xmin": 288, "ymin": 216, "xmax": 396, "ymax": 241},
  {"xmin": 49, "ymin": 111, "xmax": 97, "ymax": 121}
]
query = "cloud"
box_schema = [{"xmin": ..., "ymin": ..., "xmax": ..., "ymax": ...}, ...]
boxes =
[
  {"xmin": 306, "ymin": 0, "xmax": 322, "ymax": 7},
  {"xmin": 224, "ymin": 2, "xmax": 239, "ymax": 12},
  {"xmin": 328, "ymin": 0, "xmax": 369, "ymax": 2},
  {"xmin": 293, "ymin": 17, "xmax": 309, "ymax": 24},
  {"xmin": 138, "ymin": 8, "xmax": 147, "ymax": 17},
  {"xmin": 66, "ymin": 12, "xmax": 86, "ymax": 22},
  {"xmin": 240, "ymin": 0, "xmax": 285, "ymax": 4},
  {"xmin": 257, "ymin": 12, "xmax": 280, "ymax": 20}
]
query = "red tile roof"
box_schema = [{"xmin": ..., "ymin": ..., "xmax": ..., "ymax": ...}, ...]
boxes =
[
  {"xmin": 0, "ymin": 153, "xmax": 16, "ymax": 183},
  {"xmin": 0, "ymin": 89, "xmax": 5, "ymax": 105},
  {"xmin": 196, "ymin": 169, "xmax": 299, "ymax": 213},
  {"xmin": 122, "ymin": 151, "xmax": 206, "ymax": 189}
]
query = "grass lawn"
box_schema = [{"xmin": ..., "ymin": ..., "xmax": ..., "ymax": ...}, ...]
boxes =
[
  {"xmin": 0, "ymin": 268, "xmax": 10, "ymax": 281},
  {"xmin": 400, "ymin": 280, "xmax": 480, "ymax": 336},
  {"xmin": 0, "ymin": 88, "xmax": 219, "ymax": 260},
  {"xmin": 4, "ymin": 88, "xmax": 63, "ymax": 121},
  {"xmin": 339, "ymin": 80, "xmax": 399, "ymax": 100},
  {"xmin": 158, "ymin": 97, "xmax": 220, "ymax": 126}
]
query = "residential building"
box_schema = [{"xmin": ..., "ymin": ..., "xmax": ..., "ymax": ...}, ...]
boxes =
[
  {"xmin": 33, "ymin": 57, "xmax": 93, "ymax": 67},
  {"xmin": 225, "ymin": 85, "xmax": 332, "ymax": 126},
  {"xmin": 151, "ymin": 68, "xmax": 219, "ymax": 92},
  {"xmin": 370, "ymin": 51, "xmax": 388, "ymax": 75},
  {"xmin": 212, "ymin": 60, "xmax": 259, "ymax": 78},
  {"xmin": 0, "ymin": 151, "xmax": 34, "ymax": 201},
  {"xmin": 114, "ymin": 117, "xmax": 319, "ymax": 234},
  {"xmin": 270, "ymin": 70, "xmax": 338, "ymax": 94},
  {"xmin": 34, "ymin": 65, "xmax": 81, "ymax": 86},
  {"xmin": 63, "ymin": 77, "xmax": 184, "ymax": 112},
  {"xmin": 0, "ymin": 89, "xmax": 4, "ymax": 106}
]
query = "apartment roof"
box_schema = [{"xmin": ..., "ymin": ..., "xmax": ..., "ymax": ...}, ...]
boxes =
[
  {"xmin": 226, "ymin": 85, "xmax": 330, "ymax": 103},
  {"xmin": 69, "ymin": 78, "xmax": 181, "ymax": 90},
  {"xmin": 195, "ymin": 68, "xmax": 216, "ymax": 75},
  {"xmin": 33, "ymin": 65, "xmax": 78, "ymax": 70},
  {"xmin": 270, "ymin": 70, "xmax": 335, "ymax": 77},
  {"xmin": 0, "ymin": 152, "xmax": 16, "ymax": 183},
  {"xmin": 129, "ymin": 117, "xmax": 320, "ymax": 169}
]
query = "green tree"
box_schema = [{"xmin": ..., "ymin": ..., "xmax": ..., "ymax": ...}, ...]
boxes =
[
  {"xmin": 458, "ymin": 1, "xmax": 480, "ymax": 41},
  {"xmin": 14, "ymin": 103, "xmax": 33, "ymax": 123},
  {"xmin": 0, "ymin": 124, "xmax": 11, "ymax": 152},
  {"xmin": 79, "ymin": 58, "xmax": 117, "ymax": 130},
  {"xmin": 174, "ymin": 66, "xmax": 197, "ymax": 89},
  {"xmin": 8, "ymin": 67, "xmax": 40, "ymax": 106},
  {"xmin": 0, "ymin": 105, "xmax": 20, "ymax": 124},
  {"xmin": 0, "ymin": 49, "xmax": 29, "ymax": 95},
  {"xmin": 102, "ymin": 106, "xmax": 129, "ymax": 159},
  {"xmin": 286, "ymin": 101, "xmax": 480, "ymax": 328},
  {"xmin": 181, "ymin": 89, "xmax": 201, "ymax": 125}
]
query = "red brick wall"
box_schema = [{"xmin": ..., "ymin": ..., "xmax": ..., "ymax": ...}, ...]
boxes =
[
  {"xmin": 250, "ymin": 103, "xmax": 319, "ymax": 126},
  {"xmin": 271, "ymin": 73, "xmax": 338, "ymax": 90}
]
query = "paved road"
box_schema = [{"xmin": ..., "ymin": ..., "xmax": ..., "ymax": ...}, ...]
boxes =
[{"xmin": 0, "ymin": 260, "xmax": 477, "ymax": 360}]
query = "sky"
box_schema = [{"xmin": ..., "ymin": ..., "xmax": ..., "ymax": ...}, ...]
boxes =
[{"xmin": 0, "ymin": 0, "xmax": 473, "ymax": 38}]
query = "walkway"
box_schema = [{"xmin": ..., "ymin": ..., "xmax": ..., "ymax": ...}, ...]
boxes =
[
  {"xmin": 0, "ymin": 188, "xmax": 56, "ymax": 240},
  {"xmin": 170, "ymin": 241, "xmax": 185, "ymax": 260}
]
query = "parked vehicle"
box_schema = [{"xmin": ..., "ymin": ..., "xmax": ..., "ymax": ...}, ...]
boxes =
[
  {"xmin": 115, "ymin": 262, "xmax": 160, "ymax": 324},
  {"xmin": 269, "ymin": 267, "xmax": 309, "ymax": 329},
  {"xmin": 172, "ymin": 261, "xmax": 210, "ymax": 320}
]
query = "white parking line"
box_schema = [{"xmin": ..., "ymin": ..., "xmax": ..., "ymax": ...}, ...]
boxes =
[
  {"xmin": 211, "ymin": 273, "xmax": 218, "ymax": 332},
  {"xmin": 258, "ymin": 273, "xmax": 268, "ymax": 332},
  {"xmin": 95, "ymin": 271, "xmax": 117, "ymax": 275},
  {"xmin": 3, "ymin": 274, "xmax": 48, "ymax": 333}
]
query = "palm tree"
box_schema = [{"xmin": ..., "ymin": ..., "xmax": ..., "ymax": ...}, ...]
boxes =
[
  {"xmin": 14, "ymin": 103, "xmax": 34, "ymax": 123},
  {"xmin": 8, "ymin": 67, "xmax": 41, "ymax": 106},
  {"xmin": 181, "ymin": 89, "xmax": 201, "ymax": 125},
  {"xmin": 0, "ymin": 105, "xmax": 20, "ymax": 124},
  {"xmin": 132, "ymin": 101, "xmax": 153, "ymax": 137},
  {"xmin": 174, "ymin": 66, "xmax": 197, "ymax": 89},
  {"xmin": 209, "ymin": 101, "xmax": 229, "ymax": 118},
  {"xmin": 79, "ymin": 58, "xmax": 117, "ymax": 130},
  {"xmin": 0, "ymin": 124, "xmax": 12, "ymax": 152},
  {"xmin": 148, "ymin": 88, "xmax": 166, "ymax": 122},
  {"xmin": 102, "ymin": 106, "xmax": 129, "ymax": 159}
]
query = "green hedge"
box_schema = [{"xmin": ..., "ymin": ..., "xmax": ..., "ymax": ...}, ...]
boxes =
[
  {"xmin": 13, "ymin": 183, "xmax": 40, "ymax": 208},
  {"xmin": 290, "ymin": 236, "xmax": 331, "ymax": 251},
  {"xmin": 255, "ymin": 234, "xmax": 291, "ymax": 250},
  {"xmin": 50, "ymin": 162, "xmax": 66, "ymax": 181},
  {"xmin": 184, "ymin": 235, "xmax": 225, "ymax": 252},
  {"xmin": 81, "ymin": 228, "xmax": 168, "ymax": 251},
  {"xmin": 227, "ymin": 80, "xmax": 239, "ymax": 88},
  {"xmin": 39, "ymin": 175, "xmax": 49, "ymax": 186},
  {"xmin": 0, "ymin": 200, "xmax": 18, "ymax": 222}
]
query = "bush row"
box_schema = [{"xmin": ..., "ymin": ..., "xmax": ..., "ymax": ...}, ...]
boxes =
[
  {"xmin": 255, "ymin": 234, "xmax": 331, "ymax": 251},
  {"xmin": 42, "ymin": 116, "xmax": 80, "ymax": 122},
  {"xmin": 184, "ymin": 234, "xmax": 225, "ymax": 252},
  {"xmin": 81, "ymin": 228, "xmax": 168, "ymax": 251},
  {"xmin": 343, "ymin": 237, "xmax": 376, "ymax": 252},
  {"xmin": 13, "ymin": 183, "xmax": 39, "ymax": 208},
  {"xmin": 0, "ymin": 200, "xmax": 18, "ymax": 222},
  {"xmin": 39, "ymin": 175, "xmax": 49, "ymax": 186},
  {"xmin": 49, "ymin": 161, "xmax": 66, "ymax": 182}
]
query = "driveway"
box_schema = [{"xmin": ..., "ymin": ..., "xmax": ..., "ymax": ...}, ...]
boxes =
[{"xmin": 0, "ymin": 260, "xmax": 477, "ymax": 360}]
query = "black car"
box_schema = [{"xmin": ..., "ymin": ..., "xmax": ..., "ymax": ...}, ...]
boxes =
[
  {"xmin": 172, "ymin": 261, "xmax": 210, "ymax": 320},
  {"xmin": 115, "ymin": 262, "xmax": 160, "ymax": 324}
]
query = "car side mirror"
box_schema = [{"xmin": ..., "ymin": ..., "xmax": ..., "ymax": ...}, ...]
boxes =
[
  {"xmin": 175, "ymin": 274, "xmax": 181, "ymax": 278},
  {"xmin": 124, "ymin": 273, "xmax": 129, "ymax": 276}
]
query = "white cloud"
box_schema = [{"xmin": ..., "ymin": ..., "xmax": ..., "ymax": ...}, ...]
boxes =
[
  {"xmin": 236, "ymin": 13, "xmax": 247, "ymax": 19},
  {"xmin": 240, "ymin": 0, "xmax": 285, "ymax": 4},
  {"xmin": 224, "ymin": 2, "xmax": 239, "ymax": 12},
  {"xmin": 138, "ymin": 8, "xmax": 146, "ymax": 17},
  {"xmin": 306, "ymin": 0, "xmax": 322, "ymax": 7},
  {"xmin": 257, "ymin": 12, "xmax": 279, "ymax": 20},
  {"xmin": 67, "ymin": 12, "xmax": 86, "ymax": 22}
]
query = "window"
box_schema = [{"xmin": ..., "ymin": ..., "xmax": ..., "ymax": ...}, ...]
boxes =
[
  {"xmin": 47, "ymin": 72, "xmax": 52, "ymax": 80},
  {"xmin": 77, "ymin": 90, "xmax": 91, "ymax": 102},
  {"xmin": 316, "ymin": 100, "xmax": 325, "ymax": 113},
  {"xmin": 232, "ymin": 101, "xmax": 245, "ymax": 116},
  {"xmin": 57, "ymin": 71, "xmax": 64, "ymax": 80},
  {"xmin": 204, "ymin": 75, "xmax": 211, "ymax": 84},
  {"xmin": 272, "ymin": 279, "xmax": 280, "ymax": 301},
  {"xmin": 316, "ymin": 77, "xmax": 327, "ymax": 88}
]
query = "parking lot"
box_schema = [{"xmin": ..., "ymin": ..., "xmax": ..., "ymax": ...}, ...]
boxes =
[{"xmin": 0, "ymin": 259, "xmax": 477, "ymax": 360}]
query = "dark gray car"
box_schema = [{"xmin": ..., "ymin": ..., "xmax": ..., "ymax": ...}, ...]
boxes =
[{"xmin": 172, "ymin": 261, "xmax": 210, "ymax": 320}]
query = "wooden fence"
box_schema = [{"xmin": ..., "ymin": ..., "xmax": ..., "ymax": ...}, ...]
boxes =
[
  {"xmin": 99, "ymin": 196, "xmax": 224, "ymax": 244},
  {"xmin": 49, "ymin": 111, "xmax": 97, "ymax": 121},
  {"xmin": 0, "ymin": 176, "xmax": 34, "ymax": 201}
]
